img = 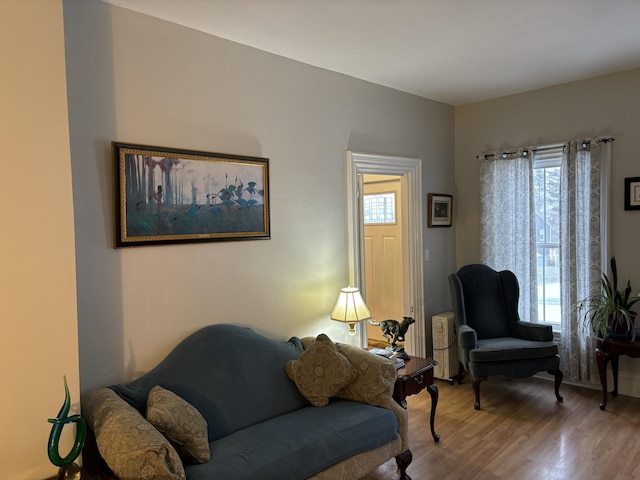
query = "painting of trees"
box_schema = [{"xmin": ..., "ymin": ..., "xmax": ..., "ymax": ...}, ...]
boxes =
[{"xmin": 115, "ymin": 144, "xmax": 269, "ymax": 246}]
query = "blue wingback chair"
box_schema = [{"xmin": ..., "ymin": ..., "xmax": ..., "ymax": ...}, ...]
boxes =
[{"xmin": 448, "ymin": 264, "xmax": 563, "ymax": 410}]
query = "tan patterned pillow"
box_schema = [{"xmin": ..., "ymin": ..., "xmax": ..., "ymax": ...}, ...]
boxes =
[
  {"xmin": 82, "ymin": 388, "xmax": 185, "ymax": 480},
  {"xmin": 146, "ymin": 386, "xmax": 210, "ymax": 464},
  {"xmin": 285, "ymin": 334, "xmax": 357, "ymax": 406}
]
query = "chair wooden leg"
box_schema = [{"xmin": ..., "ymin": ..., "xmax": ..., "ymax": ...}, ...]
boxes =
[
  {"xmin": 456, "ymin": 362, "xmax": 464, "ymax": 384},
  {"xmin": 395, "ymin": 449, "xmax": 413, "ymax": 480},
  {"xmin": 471, "ymin": 376, "xmax": 487, "ymax": 410},
  {"xmin": 548, "ymin": 369, "xmax": 563, "ymax": 402}
]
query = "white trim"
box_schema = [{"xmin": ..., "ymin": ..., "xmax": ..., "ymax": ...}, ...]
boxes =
[
  {"xmin": 346, "ymin": 151, "xmax": 425, "ymax": 356},
  {"xmin": 535, "ymin": 370, "xmax": 640, "ymax": 400}
]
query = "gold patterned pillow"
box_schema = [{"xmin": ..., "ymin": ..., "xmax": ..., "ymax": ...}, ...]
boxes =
[
  {"xmin": 83, "ymin": 388, "xmax": 185, "ymax": 480},
  {"xmin": 285, "ymin": 333, "xmax": 357, "ymax": 406},
  {"xmin": 146, "ymin": 386, "xmax": 210, "ymax": 464}
]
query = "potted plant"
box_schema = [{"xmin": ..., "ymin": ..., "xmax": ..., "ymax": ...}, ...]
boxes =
[{"xmin": 575, "ymin": 256, "xmax": 639, "ymax": 340}]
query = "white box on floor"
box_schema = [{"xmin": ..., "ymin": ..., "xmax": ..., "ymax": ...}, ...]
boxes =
[{"xmin": 432, "ymin": 312, "xmax": 458, "ymax": 382}]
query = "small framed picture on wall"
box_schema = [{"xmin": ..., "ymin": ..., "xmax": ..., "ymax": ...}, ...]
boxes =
[
  {"xmin": 428, "ymin": 193, "xmax": 453, "ymax": 227},
  {"xmin": 624, "ymin": 177, "xmax": 640, "ymax": 211}
]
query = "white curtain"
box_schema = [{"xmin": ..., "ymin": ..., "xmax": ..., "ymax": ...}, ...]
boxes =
[
  {"xmin": 559, "ymin": 139, "xmax": 609, "ymax": 384},
  {"xmin": 480, "ymin": 138, "xmax": 611, "ymax": 385},
  {"xmin": 480, "ymin": 147, "xmax": 537, "ymax": 322}
]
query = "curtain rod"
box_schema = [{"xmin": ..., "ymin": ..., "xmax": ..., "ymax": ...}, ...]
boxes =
[{"xmin": 476, "ymin": 136, "xmax": 615, "ymax": 160}]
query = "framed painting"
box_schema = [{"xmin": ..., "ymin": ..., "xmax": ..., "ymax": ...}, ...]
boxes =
[
  {"xmin": 427, "ymin": 193, "xmax": 453, "ymax": 227},
  {"xmin": 113, "ymin": 142, "xmax": 270, "ymax": 247},
  {"xmin": 624, "ymin": 177, "xmax": 640, "ymax": 211}
]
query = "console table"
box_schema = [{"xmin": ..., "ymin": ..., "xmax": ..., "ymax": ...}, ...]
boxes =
[
  {"xmin": 595, "ymin": 335, "xmax": 640, "ymax": 410},
  {"xmin": 393, "ymin": 356, "xmax": 440, "ymax": 442}
]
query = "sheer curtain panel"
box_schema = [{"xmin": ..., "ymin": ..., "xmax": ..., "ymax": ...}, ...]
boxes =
[
  {"xmin": 479, "ymin": 137, "xmax": 612, "ymax": 385},
  {"xmin": 480, "ymin": 147, "xmax": 537, "ymax": 323}
]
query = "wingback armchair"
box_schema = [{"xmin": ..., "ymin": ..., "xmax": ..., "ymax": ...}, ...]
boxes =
[{"xmin": 448, "ymin": 264, "xmax": 563, "ymax": 410}]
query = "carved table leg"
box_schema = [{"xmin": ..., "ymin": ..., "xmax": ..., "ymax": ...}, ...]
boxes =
[
  {"xmin": 611, "ymin": 354, "xmax": 619, "ymax": 398},
  {"xmin": 595, "ymin": 347, "xmax": 609, "ymax": 410},
  {"xmin": 395, "ymin": 449, "xmax": 413, "ymax": 480},
  {"xmin": 427, "ymin": 383, "xmax": 440, "ymax": 442}
]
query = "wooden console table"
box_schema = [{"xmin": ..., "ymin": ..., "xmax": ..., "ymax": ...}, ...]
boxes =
[
  {"xmin": 393, "ymin": 356, "xmax": 440, "ymax": 442},
  {"xmin": 595, "ymin": 335, "xmax": 640, "ymax": 410}
]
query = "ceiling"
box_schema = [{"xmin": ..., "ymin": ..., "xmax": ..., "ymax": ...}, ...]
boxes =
[{"xmin": 101, "ymin": 0, "xmax": 640, "ymax": 105}]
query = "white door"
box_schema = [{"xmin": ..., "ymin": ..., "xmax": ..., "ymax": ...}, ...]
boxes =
[{"xmin": 363, "ymin": 175, "xmax": 404, "ymax": 345}]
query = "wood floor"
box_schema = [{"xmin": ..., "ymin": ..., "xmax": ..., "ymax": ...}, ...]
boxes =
[{"xmin": 361, "ymin": 375, "xmax": 640, "ymax": 480}]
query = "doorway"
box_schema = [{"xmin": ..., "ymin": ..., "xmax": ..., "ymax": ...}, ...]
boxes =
[
  {"xmin": 346, "ymin": 151, "xmax": 425, "ymax": 357},
  {"xmin": 362, "ymin": 175, "xmax": 404, "ymax": 345}
]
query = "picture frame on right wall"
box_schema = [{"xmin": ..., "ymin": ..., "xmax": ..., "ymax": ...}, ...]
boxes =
[
  {"xmin": 428, "ymin": 193, "xmax": 453, "ymax": 227},
  {"xmin": 624, "ymin": 177, "xmax": 640, "ymax": 211}
]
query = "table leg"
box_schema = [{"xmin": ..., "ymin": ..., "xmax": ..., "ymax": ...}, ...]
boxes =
[
  {"xmin": 610, "ymin": 353, "xmax": 619, "ymax": 397},
  {"xmin": 595, "ymin": 347, "xmax": 609, "ymax": 410},
  {"xmin": 427, "ymin": 383, "xmax": 440, "ymax": 442}
]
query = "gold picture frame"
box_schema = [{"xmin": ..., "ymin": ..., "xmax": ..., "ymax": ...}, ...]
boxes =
[{"xmin": 113, "ymin": 142, "xmax": 270, "ymax": 247}]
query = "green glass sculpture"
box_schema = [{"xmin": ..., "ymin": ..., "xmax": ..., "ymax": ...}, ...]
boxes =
[{"xmin": 47, "ymin": 376, "xmax": 86, "ymax": 467}]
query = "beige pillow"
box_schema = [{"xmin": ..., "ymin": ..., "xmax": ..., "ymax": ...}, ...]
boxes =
[
  {"xmin": 285, "ymin": 333, "xmax": 357, "ymax": 406},
  {"xmin": 82, "ymin": 388, "xmax": 185, "ymax": 480},
  {"xmin": 146, "ymin": 386, "xmax": 210, "ymax": 464}
]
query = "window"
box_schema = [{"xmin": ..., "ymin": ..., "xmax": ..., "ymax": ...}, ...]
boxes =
[
  {"xmin": 363, "ymin": 192, "xmax": 396, "ymax": 224},
  {"xmin": 533, "ymin": 152, "xmax": 561, "ymax": 327}
]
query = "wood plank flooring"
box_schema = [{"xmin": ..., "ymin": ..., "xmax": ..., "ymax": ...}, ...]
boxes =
[{"xmin": 361, "ymin": 376, "xmax": 640, "ymax": 480}]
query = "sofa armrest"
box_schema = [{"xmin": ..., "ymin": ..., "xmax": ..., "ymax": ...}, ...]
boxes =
[
  {"xmin": 514, "ymin": 321, "xmax": 554, "ymax": 341},
  {"xmin": 301, "ymin": 337, "xmax": 409, "ymax": 451},
  {"xmin": 82, "ymin": 388, "xmax": 185, "ymax": 480}
]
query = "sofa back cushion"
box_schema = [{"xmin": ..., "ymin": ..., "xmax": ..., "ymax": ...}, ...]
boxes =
[{"xmin": 111, "ymin": 324, "xmax": 307, "ymax": 441}]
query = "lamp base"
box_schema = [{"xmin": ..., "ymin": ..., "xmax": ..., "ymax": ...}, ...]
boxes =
[{"xmin": 344, "ymin": 324, "xmax": 360, "ymax": 346}]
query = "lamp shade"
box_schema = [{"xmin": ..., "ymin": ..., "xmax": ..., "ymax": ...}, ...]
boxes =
[{"xmin": 330, "ymin": 287, "xmax": 371, "ymax": 323}]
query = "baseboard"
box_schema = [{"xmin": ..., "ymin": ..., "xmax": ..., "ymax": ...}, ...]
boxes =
[
  {"xmin": 534, "ymin": 370, "xmax": 640, "ymax": 399},
  {"xmin": 615, "ymin": 370, "xmax": 640, "ymax": 398}
]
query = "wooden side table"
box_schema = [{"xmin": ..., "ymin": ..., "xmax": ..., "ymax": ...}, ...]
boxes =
[
  {"xmin": 595, "ymin": 335, "xmax": 640, "ymax": 410},
  {"xmin": 393, "ymin": 356, "xmax": 440, "ymax": 442}
]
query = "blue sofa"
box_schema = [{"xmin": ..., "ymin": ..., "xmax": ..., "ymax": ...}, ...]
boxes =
[{"xmin": 82, "ymin": 324, "xmax": 411, "ymax": 479}]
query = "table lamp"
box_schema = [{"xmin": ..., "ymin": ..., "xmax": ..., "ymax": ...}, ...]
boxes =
[{"xmin": 330, "ymin": 286, "xmax": 371, "ymax": 346}]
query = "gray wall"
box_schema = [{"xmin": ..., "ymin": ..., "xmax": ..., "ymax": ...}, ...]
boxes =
[
  {"xmin": 64, "ymin": 0, "xmax": 455, "ymax": 391},
  {"xmin": 455, "ymin": 68, "xmax": 640, "ymax": 394}
]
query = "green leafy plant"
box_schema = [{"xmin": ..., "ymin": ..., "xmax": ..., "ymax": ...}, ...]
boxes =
[{"xmin": 575, "ymin": 256, "xmax": 639, "ymax": 339}]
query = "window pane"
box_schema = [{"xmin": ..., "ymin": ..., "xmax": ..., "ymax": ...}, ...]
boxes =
[
  {"xmin": 363, "ymin": 193, "xmax": 396, "ymax": 224},
  {"xmin": 534, "ymin": 166, "xmax": 560, "ymax": 243},
  {"xmin": 534, "ymin": 160, "xmax": 561, "ymax": 326},
  {"xmin": 537, "ymin": 245, "xmax": 560, "ymax": 324}
]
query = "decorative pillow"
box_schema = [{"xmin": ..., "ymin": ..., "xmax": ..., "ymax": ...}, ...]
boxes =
[
  {"xmin": 146, "ymin": 386, "xmax": 210, "ymax": 464},
  {"xmin": 82, "ymin": 388, "xmax": 185, "ymax": 480},
  {"xmin": 285, "ymin": 333, "xmax": 357, "ymax": 406},
  {"xmin": 335, "ymin": 342, "xmax": 397, "ymax": 406}
]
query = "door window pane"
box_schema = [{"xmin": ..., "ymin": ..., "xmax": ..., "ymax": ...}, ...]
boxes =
[{"xmin": 363, "ymin": 193, "xmax": 396, "ymax": 224}]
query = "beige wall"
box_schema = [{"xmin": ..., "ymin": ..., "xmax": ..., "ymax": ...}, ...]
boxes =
[
  {"xmin": 455, "ymin": 68, "xmax": 640, "ymax": 395},
  {"xmin": 64, "ymin": 0, "xmax": 455, "ymax": 392},
  {"xmin": 0, "ymin": 1, "xmax": 80, "ymax": 478}
]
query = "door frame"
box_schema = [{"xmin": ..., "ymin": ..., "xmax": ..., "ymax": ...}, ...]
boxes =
[{"xmin": 346, "ymin": 151, "xmax": 425, "ymax": 356}]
